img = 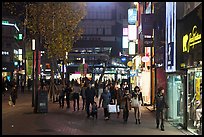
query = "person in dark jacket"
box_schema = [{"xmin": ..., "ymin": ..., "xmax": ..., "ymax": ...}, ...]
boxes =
[
  {"xmin": 10, "ymin": 85, "xmax": 18, "ymax": 107},
  {"xmin": 121, "ymin": 87, "xmax": 131, "ymax": 123},
  {"xmin": 99, "ymin": 85, "xmax": 111, "ymax": 120},
  {"xmin": 155, "ymin": 87, "xmax": 168, "ymax": 131},
  {"xmin": 64, "ymin": 83, "xmax": 72, "ymax": 109},
  {"xmin": 91, "ymin": 101, "xmax": 98, "ymax": 119},
  {"xmin": 81, "ymin": 82, "xmax": 87, "ymax": 110},
  {"xmin": 59, "ymin": 86, "xmax": 65, "ymax": 109},
  {"xmin": 85, "ymin": 83, "xmax": 96, "ymax": 118}
]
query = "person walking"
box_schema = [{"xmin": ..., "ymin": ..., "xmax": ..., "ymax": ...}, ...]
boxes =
[
  {"xmin": 115, "ymin": 84, "xmax": 123, "ymax": 118},
  {"xmin": 121, "ymin": 87, "xmax": 131, "ymax": 123},
  {"xmin": 98, "ymin": 85, "xmax": 111, "ymax": 120},
  {"xmin": 64, "ymin": 83, "xmax": 72, "ymax": 109},
  {"xmin": 131, "ymin": 86, "xmax": 144, "ymax": 124},
  {"xmin": 110, "ymin": 83, "xmax": 116, "ymax": 104},
  {"xmin": 81, "ymin": 82, "xmax": 87, "ymax": 110},
  {"xmin": 155, "ymin": 87, "xmax": 168, "ymax": 131},
  {"xmin": 21, "ymin": 80, "xmax": 25, "ymax": 93},
  {"xmin": 72, "ymin": 81, "xmax": 81, "ymax": 111},
  {"xmin": 85, "ymin": 83, "xmax": 96, "ymax": 118},
  {"xmin": 10, "ymin": 84, "xmax": 18, "ymax": 107},
  {"xmin": 59, "ymin": 86, "xmax": 65, "ymax": 109}
]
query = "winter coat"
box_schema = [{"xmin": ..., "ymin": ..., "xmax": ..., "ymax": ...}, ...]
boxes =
[
  {"xmin": 132, "ymin": 91, "xmax": 143, "ymax": 104},
  {"xmin": 85, "ymin": 87, "xmax": 95, "ymax": 102},
  {"xmin": 115, "ymin": 88, "xmax": 123, "ymax": 105},
  {"xmin": 155, "ymin": 92, "xmax": 168, "ymax": 110},
  {"xmin": 99, "ymin": 91, "xmax": 111, "ymax": 108},
  {"xmin": 121, "ymin": 92, "xmax": 131, "ymax": 110}
]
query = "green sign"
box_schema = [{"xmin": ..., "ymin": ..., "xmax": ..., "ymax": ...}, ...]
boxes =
[
  {"xmin": 2, "ymin": 20, "xmax": 9, "ymax": 24},
  {"xmin": 18, "ymin": 33, "xmax": 23, "ymax": 40}
]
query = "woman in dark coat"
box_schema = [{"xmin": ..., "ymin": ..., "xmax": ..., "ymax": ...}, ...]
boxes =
[{"xmin": 10, "ymin": 85, "xmax": 18, "ymax": 107}]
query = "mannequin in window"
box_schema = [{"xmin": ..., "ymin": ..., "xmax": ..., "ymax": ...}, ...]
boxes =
[{"xmin": 194, "ymin": 83, "xmax": 202, "ymax": 128}]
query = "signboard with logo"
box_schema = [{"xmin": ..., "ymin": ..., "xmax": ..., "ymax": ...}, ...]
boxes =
[{"xmin": 177, "ymin": 3, "xmax": 202, "ymax": 69}]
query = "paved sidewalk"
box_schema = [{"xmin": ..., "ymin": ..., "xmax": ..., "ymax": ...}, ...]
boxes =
[{"xmin": 2, "ymin": 91, "xmax": 192, "ymax": 135}]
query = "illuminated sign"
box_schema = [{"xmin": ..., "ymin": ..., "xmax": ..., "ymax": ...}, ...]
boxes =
[
  {"xmin": 2, "ymin": 51, "xmax": 9, "ymax": 55},
  {"xmin": 2, "ymin": 21, "xmax": 19, "ymax": 31},
  {"xmin": 123, "ymin": 28, "xmax": 128, "ymax": 36},
  {"xmin": 128, "ymin": 42, "xmax": 136, "ymax": 55},
  {"xmin": 128, "ymin": 8, "xmax": 137, "ymax": 25},
  {"xmin": 2, "ymin": 20, "xmax": 9, "ymax": 24},
  {"xmin": 128, "ymin": 25, "xmax": 137, "ymax": 41},
  {"xmin": 122, "ymin": 36, "xmax": 128, "ymax": 48},
  {"xmin": 121, "ymin": 57, "xmax": 127, "ymax": 62},
  {"xmin": 142, "ymin": 56, "xmax": 150, "ymax": 62},
  {"xmin": 18, "ymin": 33, "xmax": 23, "ymax": 40},
  {"xmin": 104, "ymin": 70, "xmax": 116, "ymax": 74},
  {"xmin": 165, "ymin": 2, "xmax": 176, "ymax": 72},
  {"xmin": 183, "ymin": 25, "xmax": 201, "ymax": 53}
]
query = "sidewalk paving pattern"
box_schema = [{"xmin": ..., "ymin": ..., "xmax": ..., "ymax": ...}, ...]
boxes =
[{"xmin": 2, "ymin": 91, "xmax": 193, "ymax": 135}]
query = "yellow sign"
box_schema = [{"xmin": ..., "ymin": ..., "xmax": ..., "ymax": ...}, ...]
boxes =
[
  {"xmin": 183, "ymin": 25, "xmax": 201, "ymax": 53},
  {"xmin": 127, "ymin": 61, "xmax": 133, "ymax": 67}
]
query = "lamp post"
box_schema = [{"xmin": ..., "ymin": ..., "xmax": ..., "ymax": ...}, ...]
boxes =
[{"xmin": 32, "ymin": 39, "xmax": 35, "ymax": 107}]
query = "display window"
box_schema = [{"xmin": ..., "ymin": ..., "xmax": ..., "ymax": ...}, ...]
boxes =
[
  {"xmin": 167, "ymin": 75, "xmax": 184, "ymax": 127},
  {"xmin": 187, "ymin": 67, "xmax": 202, "ymax": 135}
]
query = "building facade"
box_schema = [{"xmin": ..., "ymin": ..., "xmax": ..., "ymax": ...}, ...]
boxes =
[{"xmin": 67, "ymin": 2, "xmax": 129, "ymax": 81}]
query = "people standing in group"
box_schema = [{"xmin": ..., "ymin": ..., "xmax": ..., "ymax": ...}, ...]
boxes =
[
  {"xmin": 10, "ymin": 84, "xmax": 18, "ymax": 107},
  {"xmin": 131, "ymin": 86, "xmax": 144, "ymax": 124},
  {"xmin": 98, "ymin": 84, "xmax": 111, "ymax": 120},
  {"xmin": 85, "ymin": 83, "xmax": 96, "ymax": 118},
  {"xmin": 121, "ymin": 87, "xmax": 131, "ymax": 123},
  {"xmin": 81, "ymin": 82, "xmax": 87, "ymax": 110},
  {"xmin": 72, "ymin": 81, "xmax": 81, "ymax": 111},
  {"xmin": 155, "ymin": 87, "xmax": 168, "ymax": 131}
]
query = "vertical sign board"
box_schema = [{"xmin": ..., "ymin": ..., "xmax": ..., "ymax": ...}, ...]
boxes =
[
  {"xmin": 128, "ymin": 8, "xmax": 137, "ymax": 25},
  {"xmin": 123, "ymin": 28, "xmax": 128, "ymax": 36},
  {"xmin": 165, "ymin": 2, "xmax": 176, "ymax": 72},
  {"xmin": 128, "ymin": 25, "xmax": 137, "ymax": 41},
  {"xmin": 129, "ymin": 42, "xmax": 136, "ymax": 55},
  {"xmin": 123, "ymin": 36, "xmax": 129, "ymax": 49}
]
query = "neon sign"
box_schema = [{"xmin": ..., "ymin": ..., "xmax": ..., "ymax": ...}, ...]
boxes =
[{"xmin": 183, "ymin": 26, "xmax": 201, "ymax": 53}]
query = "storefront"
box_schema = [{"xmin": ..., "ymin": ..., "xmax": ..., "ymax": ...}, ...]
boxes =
[
  {"xmin": 177, "ymin": 3, "xmax": 202, "ymax": 135},
  {"xmin": 167, "ymin": 74, "xmax": 185, "ymax": 127}
]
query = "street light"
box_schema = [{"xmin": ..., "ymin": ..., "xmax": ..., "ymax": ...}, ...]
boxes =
[{"xmin": 31, "ymin": 39, "xmax": 35, "ymax": 107}]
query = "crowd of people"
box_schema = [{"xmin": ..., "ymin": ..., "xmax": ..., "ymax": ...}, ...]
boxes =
[
  {"xmin": 3, "ymin": 76, "xmax": 168, "ymax": 131},
  {"xmin": 56, "ymin": 78, "xmax": 168, "ymax": 131}
]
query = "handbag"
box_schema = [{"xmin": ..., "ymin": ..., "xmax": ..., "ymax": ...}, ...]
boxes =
[
  {"xmin": 131, "ymin": 97, "xmax": 140, "ymax": 107},
  {"xmin": 107, "ymin": 104, "xmax": 120, "ymax": 113}
]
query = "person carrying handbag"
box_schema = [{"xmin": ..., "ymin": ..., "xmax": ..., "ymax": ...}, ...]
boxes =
[{"xmin": 131, "ymin": 86, "xmax": 144, "ymax": 124}]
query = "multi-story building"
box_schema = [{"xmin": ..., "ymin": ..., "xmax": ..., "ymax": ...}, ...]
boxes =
[
  {"xmin": 2, "ymin": 17, "xmax": 23, "ymax": 85},
  {"xmin": 67, "ymin": 2, "xmax": 129, "ymax": 82}
]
